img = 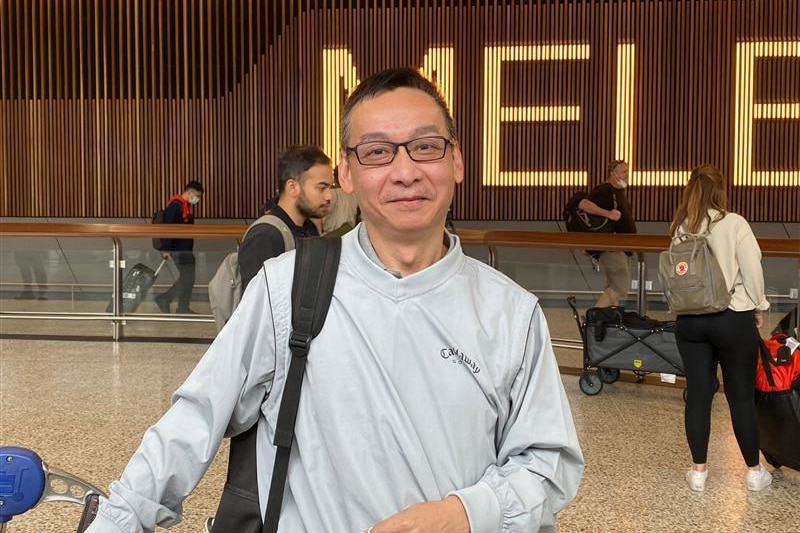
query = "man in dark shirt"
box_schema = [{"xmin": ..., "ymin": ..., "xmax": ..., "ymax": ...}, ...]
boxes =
[
  {"xmin": 578, "ymin": 160, "xmax": 637, "ymax": 307},
  {"xmin": 155, "ymin": 181, "xmax": 204, "ymax": 314},
  {"xmin": 238, "ymin": 145, "xmax": 334, "ymax": 292}
]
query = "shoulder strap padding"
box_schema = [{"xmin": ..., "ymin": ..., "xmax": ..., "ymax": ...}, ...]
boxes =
[
  {"xmin": 245, "ymin": 214, "xmax": 295, "ymax": 252},
  {"xmin": 263, "ymin": 237, "xmax": 341, "ymax": 533}
]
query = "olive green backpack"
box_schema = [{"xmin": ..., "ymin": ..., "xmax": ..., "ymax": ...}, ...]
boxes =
[{"xmin": 658, "ymin": 225, "xmax": 733, "ymax": 315}]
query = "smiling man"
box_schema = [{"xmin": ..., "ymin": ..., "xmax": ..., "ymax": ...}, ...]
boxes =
[
  {"xmin": 334, "ymin": 68, "xmax": 584, "ymax": 532},
  {"xmin": 86, "ymin": 68, "xmax": 582, "ymax": 533}
]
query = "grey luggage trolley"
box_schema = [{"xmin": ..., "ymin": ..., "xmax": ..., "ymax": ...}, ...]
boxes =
[{"xmin": 567, "ymin": 296, "xmax": 687, "ymax": 396}]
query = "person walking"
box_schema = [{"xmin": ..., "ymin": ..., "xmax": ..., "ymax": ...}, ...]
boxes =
[
  {"xmin": 154, "ymin": 181, "xmax": 204, "ymax": 314},
  {"xmin": 238, "ymin": 146, "xmax": 333, "ymax": 292},
  {"xmin": 578, "ymin": 160, "xmax": 636, "ymax": 307}
]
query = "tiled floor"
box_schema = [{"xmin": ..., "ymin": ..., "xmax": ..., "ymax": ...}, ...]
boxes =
[{"xmin": 1, "ymin": 312, "xmax": 799, "ymax": 532}]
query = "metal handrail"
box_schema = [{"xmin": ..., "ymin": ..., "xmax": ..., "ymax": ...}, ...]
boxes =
[
  {"xmin": 2, "ymin": 222, "xmax": 799, "ymax": 257},
  {"xmin": 1, "ymin": 222, "xmax": 798, "ymax": 340}
]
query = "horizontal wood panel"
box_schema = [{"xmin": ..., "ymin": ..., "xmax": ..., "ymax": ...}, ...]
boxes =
[{"xmin": 1, "ymin": 0, "xmax": 798, "ymax": 221}]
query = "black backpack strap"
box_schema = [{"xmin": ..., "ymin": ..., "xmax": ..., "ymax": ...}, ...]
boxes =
[
  {"xmin": 262, "ymin": 237, "xmax": 341, "ymax": 533},
  {"xmin": 758, "ymin": 339, "xmax": 776, "ymax": 388}
]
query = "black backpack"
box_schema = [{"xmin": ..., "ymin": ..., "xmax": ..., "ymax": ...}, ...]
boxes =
[
  {"xmin": 151, "ymin": 209, "xmax": 166, "ymax": 250},
  {"xmin": 563, "ymin": 190, "xmax": 616, "ymax": 233},
  {"xmin": 210, "ymin": 237, "xmax": 341, "ymax": 533}
]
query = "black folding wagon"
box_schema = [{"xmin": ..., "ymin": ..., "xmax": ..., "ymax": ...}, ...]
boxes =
[{"xmin": 567, "ymin": 296, "xmax": 686, "ymax": 396}]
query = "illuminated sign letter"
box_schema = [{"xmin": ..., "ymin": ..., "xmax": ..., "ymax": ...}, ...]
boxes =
[
  {"xmin": 733, "ymin": 41, "xmax": 800, "ymax": 186},
  {"xmin": 483, "ymin": 45, "xmax": 590, "ymax": 187},
  {"xmin": 323, "ymin": 49, "xmax": 361, "ymax": 163},
  {"xmin": 615, "ymin": 44, "xmax": 691, "ymax": 186},
  {"xmin": 421, "ymin": 48, "xmax": 455, "ymax": 117},
  {"xmin": 322, "ymin": 48, "xmax": 454, "ymax": 163}
]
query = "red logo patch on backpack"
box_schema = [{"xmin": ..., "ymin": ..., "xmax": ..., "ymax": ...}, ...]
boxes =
[{"xmin": 675, "ymin": 261, "xmax": 688, "ymax": 276}]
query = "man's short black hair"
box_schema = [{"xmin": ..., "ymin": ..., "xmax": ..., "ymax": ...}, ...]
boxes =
[
  {"xmin": 184, "ymin": 181, "xmax": 204, "ymax": 194},
  {"xmin": 277, "ymin": 145, "xmax": 331, "ymax": 194},
  {"xmin": 340, "ymin": 67, "xmax": 457, "ymax": 148}
]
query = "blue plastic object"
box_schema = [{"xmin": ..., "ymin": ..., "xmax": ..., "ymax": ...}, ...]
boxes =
[{"xmin": 0, "ymin": 447, "xmax": 46, "ymax": 523}]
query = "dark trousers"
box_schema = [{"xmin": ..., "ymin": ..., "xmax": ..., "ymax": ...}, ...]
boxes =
[
  {"xmin": 676, "ymin": 309, "xmax": 761, "ymax": 466},
  {"xmin": 15, "ymin": 250, "xmax": 47, "ymax": 292},
  {"xmin": 161, "ymin": 251, "xmax": 195, "ymax": 310}
]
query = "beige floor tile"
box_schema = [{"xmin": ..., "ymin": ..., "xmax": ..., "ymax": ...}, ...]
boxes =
[{"xmin": 1, "ymin": 304, "xmax": 798, "ymax": 532}]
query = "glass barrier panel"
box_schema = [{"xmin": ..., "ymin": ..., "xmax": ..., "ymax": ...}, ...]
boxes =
[
  {"xmin": 112, "ymin": 236, "xmax": 237, "ymax": 339},
  {"xmin": 2, "ymin": 228, "xmax": 797, "ymax": 347},
  {"xmin": 462, "ymin": 245, "xmax": 799, "ymax": 375},
  {"xmin": 0, "ymin": 235, "xmax": 114, "ymax": 336}
]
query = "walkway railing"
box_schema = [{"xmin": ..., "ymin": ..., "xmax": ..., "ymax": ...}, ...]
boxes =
[{"xmin": 1, "ymin": 222, "xmax": 798, "ymax": 340}]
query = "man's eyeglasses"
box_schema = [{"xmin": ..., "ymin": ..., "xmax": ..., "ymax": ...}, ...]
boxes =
[{"xmin": 345, "ymin": 136, "xmax": 452, "ymax": 166}]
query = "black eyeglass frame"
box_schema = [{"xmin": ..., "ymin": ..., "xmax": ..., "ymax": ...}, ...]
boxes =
[{"xmin": 345, "ymin": 136, "xmax": 453, "ymax": 166}]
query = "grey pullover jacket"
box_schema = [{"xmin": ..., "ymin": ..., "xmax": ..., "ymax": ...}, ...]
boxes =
[{"xmin": 88, "ymin": 226, "xmax": 584, "ymax": 533}]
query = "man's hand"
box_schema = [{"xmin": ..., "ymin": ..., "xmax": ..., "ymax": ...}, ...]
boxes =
[
  {"xmin": 161, "ymin": 252, "xmax": 171, "ymax": 260},
  {"xmin": 755, "ymin": 309, "xmax": 764, "ymax": 328},
  {"xmin": 368, "ymin": 495, "xmax": 469, "ymax": 533},
  {"xmin": 607, "ymin": 209, "xmax": 622, "ymax": 222}
]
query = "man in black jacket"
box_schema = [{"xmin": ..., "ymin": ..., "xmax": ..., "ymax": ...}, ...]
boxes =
[
  {"xmin": 154, "ymin": 181, "xmax": 204, "ymax": 314},
  {"xmin": 238, "ymin": 145, "xmax": 334, "ymax": 292}
]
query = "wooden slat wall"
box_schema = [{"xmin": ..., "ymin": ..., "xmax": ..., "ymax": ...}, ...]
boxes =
[{"xmin": 1, "ymin": 0, "xmax": 798, "ymax": 221}]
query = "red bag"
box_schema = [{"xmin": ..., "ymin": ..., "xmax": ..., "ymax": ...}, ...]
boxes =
[{"xmin": 755, "ymin": 334, "xmax": 800, "ymax": 392}]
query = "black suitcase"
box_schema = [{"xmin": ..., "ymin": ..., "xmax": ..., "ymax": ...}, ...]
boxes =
[
  {"xmin": 772, "ymin": 306, "xmax": 798, "ymax": 338},
  {"xmin": 106, "ymin": 260, "xmax": 166, "ymax": 313},
  {"xmin": 756, "ymin": 336, "xmax": 800, "ymax": 471},
  {"xmin": 756, "ymin": 386, "xmax": 800, "ymax": 471}
]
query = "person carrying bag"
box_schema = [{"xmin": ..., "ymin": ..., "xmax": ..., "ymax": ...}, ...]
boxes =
[{"xmin": 668, "ymin": 164, "xmax": 772, "ymax": 493}]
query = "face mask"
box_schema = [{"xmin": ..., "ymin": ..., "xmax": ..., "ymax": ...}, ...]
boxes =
[
  {"xmin": 616, "ymin": 179, "xmax": 628, "ymax": 189},
  {"xmin": 188, "ymin": 196, "xmax": 200, "ymax": 205}
]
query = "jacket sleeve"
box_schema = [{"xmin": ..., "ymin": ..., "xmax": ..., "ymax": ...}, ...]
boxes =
[
  {"xmin": 580, "ymin": 185, "xmax": 618, "ymax": 223},
  {"xmin": 450, "ymin": 304, "xmax": 584, "ymax": 533},
  {"xmin": 238, "ymin": 225, "xmax": 287, "ymax": 293},
  {"xmin": 86, "ymin": 274, "xmax": 278, "ymax": 533},
  {"xmin": 160, "ymin": 201, "xmax": 183, "ymax": 250},
  {"xmin": 735, "ymin": 222, "xmax": 770, "ymax": 311}
]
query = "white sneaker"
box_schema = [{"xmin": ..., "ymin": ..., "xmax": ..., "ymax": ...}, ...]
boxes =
[
  {"xmin": 746, "ymin": 465, "xmax": 772, "ymax": 491},
  {"xmin": 686, "ymin": 469, "xmax": 708, "ymax": 491}
]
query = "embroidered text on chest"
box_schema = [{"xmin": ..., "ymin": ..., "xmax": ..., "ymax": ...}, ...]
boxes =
[{"xmin": 439, "ymin": 347, "xmax": 481, "ymax": 374}]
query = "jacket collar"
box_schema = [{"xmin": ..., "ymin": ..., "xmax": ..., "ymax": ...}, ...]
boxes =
[{"xmin": 342, "ymin": 223, "xmax": 464, "ymax": 300}]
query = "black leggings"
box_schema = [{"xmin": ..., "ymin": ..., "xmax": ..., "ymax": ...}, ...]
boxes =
[{"xmin": 676, "ymin": 309, "xmax": 761, "ymax": 466}]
